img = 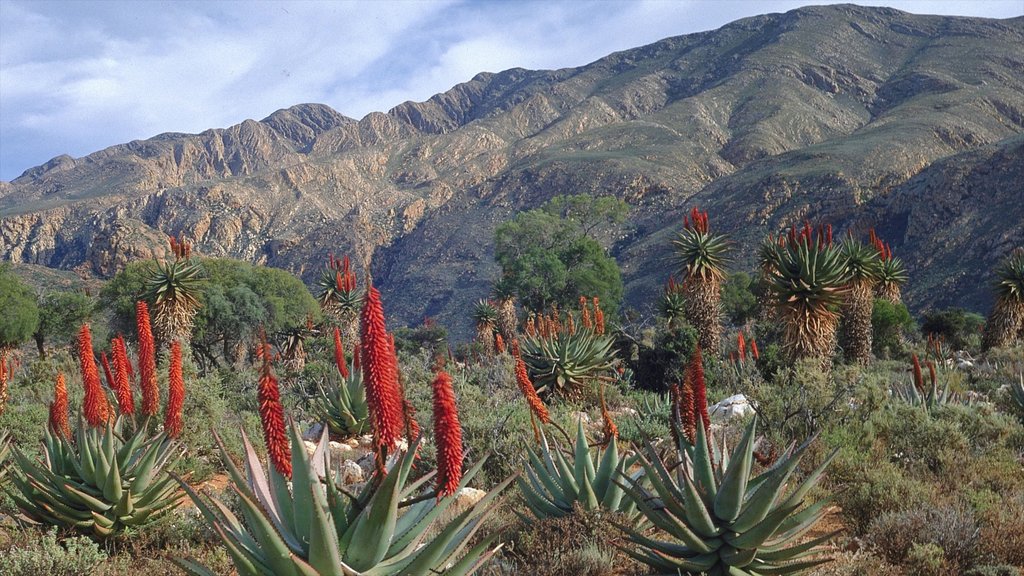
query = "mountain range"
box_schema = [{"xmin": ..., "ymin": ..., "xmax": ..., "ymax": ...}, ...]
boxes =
[{"xmin": 2, "ymin": 4, "xmax": 1022, "ymax": 338}]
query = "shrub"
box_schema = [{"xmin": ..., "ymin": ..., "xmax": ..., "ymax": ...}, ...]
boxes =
[
  {"xmin": 832, "ymin": 458, "xmax": 937, "ymax": 533},
  {"xmin": 868, "ymin": 505, "xmax": 979, "ymax": 572},
  {"xmin": 921, "ymin": 308, "xmax": 985, "ymax": 353},
  {"xmin": 506, "ymin": 505, "xmax": 639, "ymax": 576},
  {"xmin": 0, "ymin": 528, "xmax": 106, "ymax": 576},
  {"xmin": 872, "ymin": 298, "xmax": 915, "ymax": 359},
  {"xmin": 905, "ymin": 543, "xmax": 947, "ymax": 576}
]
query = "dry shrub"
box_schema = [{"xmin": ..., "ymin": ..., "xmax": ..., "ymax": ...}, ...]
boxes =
[
  {"xmin": 867, "ymin": 504, "xmax": 980, "ymax": 573},
  {"xmin": 978, "ymin": 492, "xmax": 1024, "ymax": 566},
  {"xmin": 506, "ymin": 505, "xmax": 642, "ymax": 576}
]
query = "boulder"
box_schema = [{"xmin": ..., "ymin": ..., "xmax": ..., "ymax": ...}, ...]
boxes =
[{"xmin": 709, "ymin": 394, "xmax": 755, "ymax": 421}]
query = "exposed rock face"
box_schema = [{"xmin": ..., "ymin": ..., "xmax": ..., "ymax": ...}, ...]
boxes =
[{"xmin": 2, "ymin": 6, "xmax": 1023, "ymax": 338}]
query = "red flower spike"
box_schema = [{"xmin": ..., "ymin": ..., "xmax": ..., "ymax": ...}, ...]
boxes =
[
  {"xmin": 100, "ymin": 352, "xmax": 115, "ymax": 390},
  {"xmin": 737, "ymin": 332, "xmax": 747, "ymax": 362},
  {"xmin": 750, "ymin": 339, "xmax": 760, "ymax": 361},
  {"xmin": 927, "ymin": 360, "xmax": 937, "ymax": 389},
  {"xmin": 333, "ymin": 327, "xmax": 349, "ymax": 378},
  {"xmin": 911, "ymin": 354, "xmax": 924, "ymax": 393},
  {"xmin": 431, "ymin": 370, "xmax": 464, "ymax": 498},
  {"xmin": 678, "ymin": 370, "xmax": 696, "ymax": 446},
  {"xmin": 165, "ymin": 341, "xmax": 185, "ymax": 438},
  {"xmin": 495, "ymin": 333, "xmax": 506, "ymax": 354},
  {"xmin": 49, "ymin": 372, "xmax": 71, "ymax": 439},
  {"xmin": 258, "ymin": 351, "xmax": 291, "ymax": 478},
  {"xmin": 111, "ymin": 336, "xmax": 134, "ymax": 415},
  {"xmin": 512, "ymin": 341, "xmax": 550, "ymax": 424},
  {"xmin": 78, "ymin": 323, "xmax": 109, "ymax": 428},
  {"xmin": 136, "ymin": 301, "xmax": 159, "ymax": 417},
  {"xmin": 403, "ymin": 399, "xmax": 421, "ymax": 443},
  {"xmin": 360, "ymin": 287, "xmax": 406, "ymax": 454}
]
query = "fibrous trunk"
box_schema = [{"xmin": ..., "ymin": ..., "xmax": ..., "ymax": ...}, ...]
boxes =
[
  {"xmin": 877, "ymin": 282, "xmax": 902, "ymax": 304},
  {"xmin": 782, "ymin": 304, "xmax": 839, "ymax": 368},
  {"xmin": 497, "ymin": 298, "xmax": 518, "ymax": 341},
  {"xmin": 684, "ymin": 277, "xmax": 722, "ymax": 355},
  {"xmin": 983, "ymin": 297, "xmax": 1024, "ymax": 350},
  {"xmin": 842, "ymin": 280, "xmax": 875, "ymax": 364}
]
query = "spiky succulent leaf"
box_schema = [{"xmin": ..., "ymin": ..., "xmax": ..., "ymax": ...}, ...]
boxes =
[
  {"xmin": 673, "ymin": 228, "xmax": 730, "ymax": 283},
  {"xmin": 517, "ymin": 420, "xmax": 638, "ymax": 520},
  {"xmin": 7, "ymin": 419, "xmax": 184, "ymax": 537},
  {"xmin": 618, "ymin": 418, "xmax": 837, "ymax": 575},
  {"xmin": 313, "ymin": 369, "xmax": 370, "ymax": 438},
  {"xmin": 178, "ymin": 423, "xmax": 511, "ymax": 575},
  {"xmin": 144, "ymin": 257, "xmax": 203, "ymax": 342},
  {"xmin": 521, "ymin": 330, "xmax": 616, "ymax": 399},
  {"xmin": 471, "ymin": 300, "xmax": 499, "ymax": 328},
  {"xmin": 994, "ymin": 250, "xmax": 1024, "ymax": 302}
]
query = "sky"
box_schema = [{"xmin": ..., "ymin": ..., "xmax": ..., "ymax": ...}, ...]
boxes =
[{"xmin": 1, "ymin": 0, "xmax": 1021, "ymax": 181}]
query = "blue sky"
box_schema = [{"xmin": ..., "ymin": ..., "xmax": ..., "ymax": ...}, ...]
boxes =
[{"xmin": 1, "ymin": 0, "xmax": 1021, "ymax": 181}]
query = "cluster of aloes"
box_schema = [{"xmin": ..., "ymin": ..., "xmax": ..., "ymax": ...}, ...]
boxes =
[
  {"xmin": 317, "ymin": 253, "xmax": 362, "ymax": 346},
  {"xmin": 838, "ymin": 235, "xmax": 884, "ymax": 364},
  {"xmin": 892, "ymin": 353, "xmax": 968, "ymax": 411},
  {"xmin": 673, "ymin": 207, "xmax": 731, "ymax": 355},
  {"xmin": 6, "ymin": 310, "xmax": 186, "ymax": 538},
  {"xmin": 178, "ymin": 283, "xmax": 515, "ymax": 576},
  {"xmin": 868, "ymin": 229, "xmax": 908, "ymax": 304},
  {"xmin": 660, "ymin": 276, "xmax": 688, "ymax": 330},
  {"xmin": 983, "ymin": 248, "xmax": 1024, "ymax": 351},
  {"xmin": 520, "ymin": 297, "xmax": 616, "ymax": 400},
  {"xmin": 761, "ymin": 223, "xmax": 851, "ymax": 364}
]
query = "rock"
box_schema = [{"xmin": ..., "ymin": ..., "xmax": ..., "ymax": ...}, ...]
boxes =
[
  {"xmin": 339, "ymin": 460, "xmax": 364, "ymax": 484},
  {"xmin": 303, "ymin": 422, "xmax": 325, "ymax": 441},
  {"xmin": 570, "ymin": 411, "xmax": 591, "ymax": 424},
  {"xmin": 355, "ymin": 452, "xmax": 377, "ymax": 478},
  {"xmin": 345, "ymin": 438, "xmax": 360, "ymax": 448},
  {"xmin": 329, "ymin": 441, "xmax": 355, "ymax": 462},
  {"xmin": 358, "ymin": 435, "xmax": 374, "ymax": 448},
  {"xmin": 439, "ymin": 487, "xmax": 487, "ymax": 525},
  {"xmin": 302, "ymin": 440, "xmax": 318, "ymax": 456},
  {"xmin": 709, "ymin": 394, "xmax": 755, "ymax": 421}
]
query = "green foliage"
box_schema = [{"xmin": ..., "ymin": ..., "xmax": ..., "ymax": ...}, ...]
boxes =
[
  {"xmin": 312, "ymin": 369, "xmax": 370, "ymax": 438},
  {"xmin": 33, "ymin": 290, "xmax": 95, "ymax": 356},
  {"xmin": 521, "ymin": 330, "xmax": 617, "ymax": 399},
  {"xmin": 992, "ymin": 249, "xmax": 1024, "ymax": 302},
  {"xmin": 8, "ymin": 420, "xmax": 185, "ymax": 538},
  {"xmin": 517, "ymin": 421, "xmax": 637, "ymax": 519},
  {"xmin": 393, "ymin": 323, "xmax": 448, "ymax": 357},
  {"xmin": 871, "ymin": 299, "xmax": 914, "ymax": 358},
  {"xmin": 920, "ymin": 307, "xmax": 985, "ymax": 352},
  {"xmin": 494, "ymin": 195, "xmax": 625, "ymax": 314},
  {"xmin": 177, "ymin": 425, "xmax": 513, "ymax": 576},
  {"xmin": 632, "ymin": 325, "xmax": 697, "ymax": 392},
  {"xmin": 99, "ymin": 260, "xmax": 156, "ymax": 335},
  {"xmin": 0, "ymin": 527, "xmax": 106, "ymax": 576},
  {"xmin": 0, "ymin": 264, "xmax": 41, "ymax": 348},
  {"xmin": 720, "ymin": 271, "xmax": 758, "ymax": 326},
  {"xmin": 618, "ymin": 419, "xmax": 837, "ymax": 575}
]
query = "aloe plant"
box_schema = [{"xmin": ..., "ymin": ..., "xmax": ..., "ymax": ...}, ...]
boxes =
[
  {"xmin": 518, "ymin": 420, "xmax": 639, "ymax": 520},
  {"xmin": 616, "ymin": 418, "xmax": 838, "ymax": 575},
  {"xmin": 521, "ymin": 330, "xmax": 616, "ymax": 399},
  {"xmin": 175, "ymin": 423, "xmax": 514, "ymax": 576},
  {"xmin": 313, "ymin": 369, "xmax": 371, "ymax": 439},
  {"xmin": 1010, "ymin": 373, "xmax": 1024, "ymax": 419},
  {"xmin": 7, "ymin": 418, "xmax": 184, "ymax": 538},
  {"xmin": 0, "ymin": 430, "xmax": 9, "ymax": 482}
]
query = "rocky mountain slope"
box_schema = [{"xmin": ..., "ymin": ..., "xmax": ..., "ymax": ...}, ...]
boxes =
[{"xmin": 2, "ymin": 4, "xmax": 1022, "ymax": 337}]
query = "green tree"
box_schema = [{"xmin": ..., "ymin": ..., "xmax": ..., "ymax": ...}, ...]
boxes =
[
  {"xmin": 33, "ymin": 291, "xmax": 95, "ymax": 358},
  {"xmin": 494, "ymin": 195, "xmax": 626, "ymax": 315},
  {"xmin": 921, "ymin": 307, "xmax": 985, "ymax": 353},
  {"xmin": 720, "ymin": 271, "xmax": 758, "ymax": 326},
  {"xmin": 0, "ymin": 264, "xmax": 40, "ymax": 350},
  {"xmin": 871, "ymin": 298, "xmax": 915, "ymax": 359},
  {"xmin": 98, "ymin": 260, "xmax": 156, "ymax": 336}
]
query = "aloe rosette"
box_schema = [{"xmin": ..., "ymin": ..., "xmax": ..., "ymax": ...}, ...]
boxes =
[
  {"xmin": 617, "ymin": 418, "xmax": 838, "ymax": 575},
  {"xmin": 314, "ymin": 369, "xmax": 371, "ymax": 439},
  {"xmin": 175, "ymin": 423, "xmax": 514, "ymax": 576},
  {"xmin": 7, "ymin": 418, "xmax": 184, "ymax": 538},
  {"xmin": 520, "ymin": 329, "xmax": 616, "ymax": 399},
  {"xmin": 518, "ymin": 420, "xmax": 639, "ymax": 520}
]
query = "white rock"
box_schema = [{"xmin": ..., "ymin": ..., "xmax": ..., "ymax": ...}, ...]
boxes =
[
  {"xmin": 571, "ymin": 411, "xmax": 591, "ymax": 424},
  {"xmin": 339, "ymin": 460, "xmax": 364, "ymax": 484},
  {"xmin": 358, "ymin": 434, "xmax": 374, "ymax": 448},
  {"xmin": 302, "ymin": 440, "xmax": 318, "ymax": 456},
  {"xmin": 329, "ymin": 441, "xmax": 354, "ymax": 462},
  {"xmin": 709, "ymin": 394, "xmax": 755, "ymax": 421}
]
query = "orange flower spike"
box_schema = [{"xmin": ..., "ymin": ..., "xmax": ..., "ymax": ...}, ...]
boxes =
[
  {"xmin": 911, "ymin": 353, "xmax": 924, "ymax": 393},
  {"xmin": 78, "ymin": 323, "xmax": 109, "ymax": 427},
  {"xmin": 100, "ymin": 352, "xmax": 116, "ymax": 389},
  {"xmin": 750, "ymin": 339, "xmax": 760, "ymax": 361},
  {"xmin": 737, "ymin": 332, "xmax": 747, "ymax": 361},
  {"xmin": 495, "ymin": 333, "xmax": 506, "ymax": 354},
  {"xmin": 333, "ymin": 327, "xmax": 349, "ymax": 379},
  {"xmin": 431, "ymin": 370, "xmax": 464, "ymax": 498},
  {"xmin": 679, "ymin": 370, "xmax": 697, "ymax": 445},
  {"xmin": 136, "ymin": 301, "xmax": 159, "ymax": 417},
  {"xmin": 690, "ymin": 344, "xmax": 710, "ymax": 439},
  {"xmin": 599, "ymin": 384, "xmax": 618, "ymax": 444},
  {"xmin": 111, "ymin": 336, "xmax": 134, "ymax": 415},
  {"xmin": 49, "ymin": 372, "xmax": 71, "ymax": 439},
  {"xmin": 580, "ymin": 296, "xmax": 593, "ymax": 329},
  {"xmin": 927, "ymin": 360, "xmax": 937, "ymax": 389},
  {"xmin": 165, "ymin": 341, "xmax": 185, "ymax": 439},
  {"xmin": 360, "ymin": 286, "xmax": 406, "ymax": 453},
  {"xmin": 257, "ymin": 352, "xmax": 291, "ymax": 478},
  {"xmin": 512, "ymin": 341, "xmax": 550, "ymax": 424},
  {"xmin": 593, "ymin": 297, "xmax": 605, "ymax": 335}
]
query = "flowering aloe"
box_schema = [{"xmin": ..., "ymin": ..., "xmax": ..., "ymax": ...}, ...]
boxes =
[
  {"xmin": 111, "ymin": 335, "xmax": 134, "ymax": 415},
  {"xmin": 79, "ymin": 324, "xmax": 109, "ymax": 427},
  {"xmin": 869, "ymin": 230, "xmax": 908, "ymax": 304},
  {"xmin": 333, "ymin": 326, "xmax": 349, "ymax": 378},
  {"xmin": 165, "ymin": 341, "xmax": 185, "ymax": 438},
  {"xmin": 258, "ymin": 352, "xmax": 291, "ymax": 478},
  {"xmin": 137, "ymin": 301, "xmax": 159, "ymax": 417},
  {"xmin": 432, "ymin": 370, "xmax": 464, "ymax": 497},
  {"xmin": 48, "ymin": 372, "xmax": 71, "ymax": 439},
  {"xmin": 673, "ymin": 207, "xmax": 730, "ymax": 354},
  {"xmin": 512, "ymin": 341, "xmax": 550, "ymax": 425},
  {"xmin": 839, "ymin": 237, "xmax": 883, "ymax": 364},
  {"xmin": 983, "ymin": 248, "xmax": 1024, "ymax": 350},
  {"xmin": 318, "ymin": 254, "xmax": 361, "ymax": 345},
  {"xmin": 361, "ymin": 286, "xmax": 406, "ymax": 454}
]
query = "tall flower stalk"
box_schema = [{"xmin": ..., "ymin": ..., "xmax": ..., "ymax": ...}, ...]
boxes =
[
  {"xmin": 512, "ymin": 340, "xmax": 550, "ymax": 426},
  {"xmin": 165, "ymin": 341, "xmax": 185, "ymax": 439},
  {"xmin": 111, "ymin": 335, "xmax": 134, "ymax": 415},
  {"xmin": 673, "ymin": 207, "xmax": 730, "ymax": 355},
  {"xmin": 333, "ymin": 326, "xmax": 349, "ymax": 378},
  {"xmin": 360, "ymin": 286, "xmax": 406, "ymax": 454},
  {"xmin": 78, "ymin": 324, "xmax": 109, "ymax": 427},
  {"xmin": 257, "ymin": 345, "xmax": 291, "ymax": 478},
  {"xmin": 136, "ymin": 301, "xmax": 159, "ymax": 418},
  {"xmin": 48, "ymin": 372, "xmax": 71, "ymax": 439},
  {"xmin": 431, "ymin": 369, "xmax": 464, "ymax": 497}
]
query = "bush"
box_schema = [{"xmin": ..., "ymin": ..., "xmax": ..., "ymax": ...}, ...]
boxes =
[
  {"xmin": 868, "ymin": 505, "xmax": 979, "ymax": 572},
  {"xmin": 721, "ymin": 271, "xmax": 758, "ymax": 326},
  {"xmin": 631, "ymin": 324, "xmax": 697, "ymax": 392},
  {"xmin": 832, "ymin": 458, "xmax": 937, "ymax": 533},
  {"xmin": 0, "ymin": 528, "xmax": 106, "ymax": 576},
  {"xmin": 505, "ymin": 506, "xmax": 640, "ymax": 576},
  {"xmin": 872, "ymin": 299, "xmax": 915, "ymax": 359},
  {"xmin": 921, "ymin": 308, "xmax": 985, "ymax": 353}
]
